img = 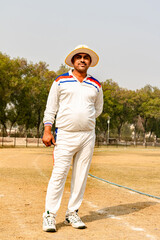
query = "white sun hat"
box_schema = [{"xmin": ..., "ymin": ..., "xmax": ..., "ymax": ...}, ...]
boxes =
[{"xmin": 65, "ymin": 44, "xmax": 99, "ymax": 67}]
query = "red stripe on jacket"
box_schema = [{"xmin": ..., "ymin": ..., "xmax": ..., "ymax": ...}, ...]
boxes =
[
  {"xmin": 87, "ymin": 77, "xmax": 101, "ymax": 88},
  {"xmin": 56, "ymin": 75, "xmax": 73, "ymax": 82}
]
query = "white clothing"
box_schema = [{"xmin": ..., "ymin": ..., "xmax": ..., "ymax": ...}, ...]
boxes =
[
  {"xmin": 44, "ymin": 70, "xmax": 103, "ymax": 215},
  {"xmin": 43, "ymin": 70, "xmax": 103, "ymax": 131},
  {"xmin": 45, "ymin": 129, "xmax": 95, "ymax": 214}
]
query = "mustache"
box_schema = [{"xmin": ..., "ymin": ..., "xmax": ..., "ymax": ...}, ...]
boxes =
[{"xmin": 79, "ymin": 61, "xmax": 86, "ymax": 65}]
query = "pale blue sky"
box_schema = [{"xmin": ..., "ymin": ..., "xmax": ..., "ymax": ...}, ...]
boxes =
[{"xmin": 0, "ymin": 0, "xmax": 160, "ymax": 90}]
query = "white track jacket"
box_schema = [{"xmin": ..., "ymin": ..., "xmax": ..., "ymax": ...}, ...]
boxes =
[{"xmin": 43, "ymin": 70, "xmax": 103, "ymax": 131}]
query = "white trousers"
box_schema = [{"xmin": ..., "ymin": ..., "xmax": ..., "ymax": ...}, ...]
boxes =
[{"xmin": 45, "ymin": 129, "xmax": 95, "ymax": 214}]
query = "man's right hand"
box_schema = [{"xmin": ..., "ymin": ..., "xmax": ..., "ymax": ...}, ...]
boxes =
[{"xmin": 42, "ymin": 126, "xmax": 56, "ymax": 147}]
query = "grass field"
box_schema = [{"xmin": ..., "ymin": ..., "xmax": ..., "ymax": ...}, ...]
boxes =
[
  {"xmin": 0, "ymin": 147, "xmax": 160, "ymax": 240},
  {"xmin": 92, "ymin": 147, "xmax": 160, "ymax": 196}
]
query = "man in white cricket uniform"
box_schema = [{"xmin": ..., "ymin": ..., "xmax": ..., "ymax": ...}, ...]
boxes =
[{"xmin": 42, "ymin": 45, "xmax": 103, "ymax": 232}]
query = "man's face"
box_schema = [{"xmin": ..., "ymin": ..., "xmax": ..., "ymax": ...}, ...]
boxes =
[{"xmin": 72, "ymin": 53, "xmax": 91, "ymax": 73}]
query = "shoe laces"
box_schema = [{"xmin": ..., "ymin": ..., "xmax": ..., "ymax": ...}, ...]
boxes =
[
  {"xmin": 46, "ymin": 214, "xmax": 55, "ymax": 226},
  {"xmin": 69, "ymin": 212, "xmax": 82, "ymax": 223}
]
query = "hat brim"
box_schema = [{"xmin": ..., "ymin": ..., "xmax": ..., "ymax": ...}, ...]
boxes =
[{"xmin": 65, "ymin": 47, "xmax": 99, "ymax": 67}]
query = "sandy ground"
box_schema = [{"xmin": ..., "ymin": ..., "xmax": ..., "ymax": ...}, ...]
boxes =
[{"xmin": 0, "ymin": 147, "xmax": 160, "ymax": 240}]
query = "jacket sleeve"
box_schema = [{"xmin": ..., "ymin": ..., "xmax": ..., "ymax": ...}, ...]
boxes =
[
  {"xmin": 95, "ymin": 86, "xmax": 103, "ymax": 118},
  {"xmin": 43, "ymin": 81, "xmax": 59, "ymax": 127}
]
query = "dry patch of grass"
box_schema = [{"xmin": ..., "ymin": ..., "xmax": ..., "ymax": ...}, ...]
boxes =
[{"xmin": 90, "ymin": 147, "xmax": 160, "ymax": 196}]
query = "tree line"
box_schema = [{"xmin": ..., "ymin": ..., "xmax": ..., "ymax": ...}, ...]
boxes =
[
  {"xmin": 1, "ymin": 52, "xmax": 160, "ymax": 144},
  {"xmin": 99, "ymin": 81, "xmax": 160, "ymax": 144}
]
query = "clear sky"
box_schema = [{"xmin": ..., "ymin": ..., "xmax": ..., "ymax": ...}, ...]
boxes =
[{"xmin": 0, "ymin": 0, "xmax": 160, "ymax": 90}]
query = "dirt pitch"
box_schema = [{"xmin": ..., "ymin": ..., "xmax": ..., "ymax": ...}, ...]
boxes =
[{"xmin": 0, "ymin": 147, "xmax": 160, "ymax": 240}]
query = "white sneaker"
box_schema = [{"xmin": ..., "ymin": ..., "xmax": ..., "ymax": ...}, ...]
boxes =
[
  {"xmin": 43, "ymin": 211, "xmax": 56, "ymax": 232},
  {"xmin": 64, "ymin": 210, "xmax": 86, "ymax": 229}
]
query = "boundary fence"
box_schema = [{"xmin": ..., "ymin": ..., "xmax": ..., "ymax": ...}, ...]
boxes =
[
  {"xmin": 0, "ymin": 137, "xmax": 44, "ymax": 147},
  {"xmin": 1, "ymin": 136, "xmax": 160, "ymax": 148}
]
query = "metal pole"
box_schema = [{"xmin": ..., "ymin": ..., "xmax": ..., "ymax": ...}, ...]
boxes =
[
  {"xmin": 107, "ymin": 117, "xmax": 110, "ymax": 145},
  {"xmin": 14, "ymin": 130, "xmax": 16, "ymax": 147},
  {"xmin": 26, "ymin": 137, "xmax": 27, "ymax": 147}
]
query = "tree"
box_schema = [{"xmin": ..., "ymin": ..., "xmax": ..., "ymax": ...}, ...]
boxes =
[
  {"xmin": 0, "ymin": 52, "xmax": 14, "ymax": 131},
  {"xmin": 27, "ymin": 62, "xmax": 56, "ymax": 141},
  {"xmin": 7, "ymin": 58, "xmax": 29, "ymax": 133},
  {"xmin": 56, "ymin": 64, "xmax": 70, "ymax": 76},
  {"xmin": 96, "ymin": 79, "xmax": 119, "ymax": 142},
  {"xmin": 13, "ymin": 61, "xmax": 56, "ymax": 143},
  {"xmin": 102, "ymin": 79, "xmax": 136, "ymax": 141}
]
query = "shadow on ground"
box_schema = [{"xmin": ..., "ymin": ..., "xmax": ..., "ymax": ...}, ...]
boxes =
[{"xmin": 56, "ymin": 201, "xmax": 158, "ymax": 230}]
